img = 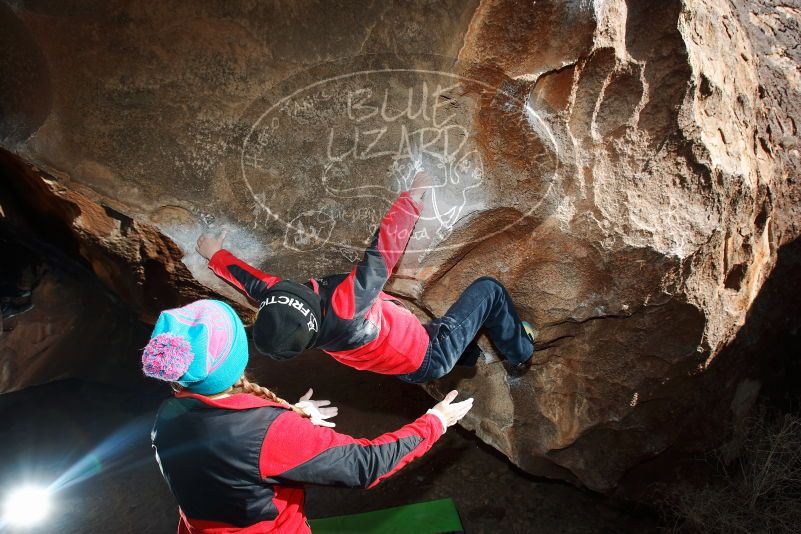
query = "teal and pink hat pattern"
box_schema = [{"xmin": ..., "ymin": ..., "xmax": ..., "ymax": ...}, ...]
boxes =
[{"xmin": 142, "ymin": 300, "xmax": 248, "ymax": 394}]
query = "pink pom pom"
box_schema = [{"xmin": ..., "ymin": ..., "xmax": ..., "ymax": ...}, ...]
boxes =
[{"xmin": 142, "ymin": 333, "xmax": 194, "ymax": 381}]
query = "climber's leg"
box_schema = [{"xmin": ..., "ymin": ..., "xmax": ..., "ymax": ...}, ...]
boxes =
[{"xmin": 398, "ymin": 277, "xmax": 534, "ymax": 383}]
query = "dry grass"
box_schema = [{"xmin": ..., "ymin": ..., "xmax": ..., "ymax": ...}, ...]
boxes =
[{"xmin": 662, "ymin": 410, "xmax": 801, "ymax": 533}]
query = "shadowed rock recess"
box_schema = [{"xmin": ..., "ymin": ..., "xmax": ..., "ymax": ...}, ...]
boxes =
[{"xmin": 1, "ymin": 0, "xmax": 799, "ymax": 493}]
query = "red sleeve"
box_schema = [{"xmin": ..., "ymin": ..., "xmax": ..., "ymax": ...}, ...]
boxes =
[
  {"xmin": 330, "ymin": 192, "xmax": 422, "ymax": 320},
  {"xmin": 208, "ymin": 249, "xmax": 282, "ymax": 303},
  {"xmin": 260, "ymin": 411, "xmax": 444, "ymax": 489}
]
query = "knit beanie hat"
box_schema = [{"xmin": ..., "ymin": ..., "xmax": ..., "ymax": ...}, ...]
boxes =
[
  {"xmin": 253, "ymin": 280, "xmax": 321, "ymax": 359},
  {"xmin": 142, "ymin": 299, "xmax": 248, "ymax": 395}
]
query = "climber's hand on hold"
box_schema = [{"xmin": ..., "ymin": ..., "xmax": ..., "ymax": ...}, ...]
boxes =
[
  {"xmin": 409, "ymin": 170, "xmax": 433, "ymax": 204},
  {"xmin": 196, "ymin": 230, "xmax": 227, "ymax": 260},
  {"xmin": 411, "ymin": 169, "xmax": 433, "ymax": 189},
  {"xmin": 296, "ymin": 388, "xmax": 339, "ymax": 428},
  {"xmin": 428, "ymin": 390, "xmax": 473, "ymax": 431}
]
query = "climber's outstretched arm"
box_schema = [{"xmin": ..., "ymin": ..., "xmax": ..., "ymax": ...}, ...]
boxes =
[
  {"xmin": 197, "ymin": 231, "xmax": 281, "ymax": 303},
  {"xmin": 261, "ymin": 390, "xmax": 471, "ymax": 489},
  {"xmin": 328, "ymin": 175, "xmax": 427, "ymax": 320}
]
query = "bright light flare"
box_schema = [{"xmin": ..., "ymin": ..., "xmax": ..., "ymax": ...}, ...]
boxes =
[{"xmin": 2, "ymin": 485, "xmax": 51, "ymax": 527}]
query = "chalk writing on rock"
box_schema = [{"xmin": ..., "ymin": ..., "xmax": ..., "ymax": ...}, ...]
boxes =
[{"xmin": 240, "ymin": 59, "xmax": 560, "ymax": 256}]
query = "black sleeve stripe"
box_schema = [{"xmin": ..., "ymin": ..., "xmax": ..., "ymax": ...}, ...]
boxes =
[
  {"xmin": 229, "ymin": 265, "xmax": 270, "ymax": 302},
  {"xmin": 352, "ymin": 230, "xmax": 389, "ymax": 318},
  {"xmin": 275, "ymin": 436, "xmax": 423, "ymax": 489}
]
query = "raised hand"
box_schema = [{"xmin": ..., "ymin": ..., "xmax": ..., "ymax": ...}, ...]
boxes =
[
  {"xmin": 196, "ymin": 230, "xmax": 227, "ymax": 260},
  {"xmin": 430, "ymin": 390, "xmax": 473, "ymax": 429},
  {"xmin": 408, "ymin": 169, "xmax": 433, "ymax": 204},
  {"xmin": 410, "ymin": 169, "xmax": 433, "ymax": 190},
  {"xmin": 295, "ymin": 388, "xmax": 339, "ymax": 428}
]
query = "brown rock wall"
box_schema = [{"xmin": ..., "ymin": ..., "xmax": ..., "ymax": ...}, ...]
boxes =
[{"xmin": 1, "ymin": 0, "xmax": 799, "ymax": 492}]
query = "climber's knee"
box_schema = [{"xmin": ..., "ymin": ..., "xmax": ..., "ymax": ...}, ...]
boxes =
[{"xmin": 470, "ymin": 276, "xmax": 505, "ymax": 298}]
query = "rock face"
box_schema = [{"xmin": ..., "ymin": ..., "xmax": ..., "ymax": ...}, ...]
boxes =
[
  {"xmin": 1, "ymin": 0, "xmax": 799, "ymax": 493},
  {"xmin": 0, "ymin": 154, "xmax": 155, "ymax": 393}
]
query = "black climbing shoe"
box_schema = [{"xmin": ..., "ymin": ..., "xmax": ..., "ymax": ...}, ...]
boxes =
[
  {"xmin": 505, "ymin": 321, "xmax": 538, "ymax": 378},
  {"xmin": 504, "ymin": 360, "xmax": 530, "ymax": 379}
]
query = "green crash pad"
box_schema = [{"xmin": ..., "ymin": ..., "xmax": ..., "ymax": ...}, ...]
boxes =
[{"xmin": 308, "ymin": 498, "xmax": 464, "ymax": 534}]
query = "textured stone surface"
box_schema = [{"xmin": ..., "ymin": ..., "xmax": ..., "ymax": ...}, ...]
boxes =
[
  {"xmin": 1, "ymin": 0, "xmax": 799, "ymax": 492},
  {"xmin": 0, "ymin": 192, "xmax": 151, "ymax": 395}
]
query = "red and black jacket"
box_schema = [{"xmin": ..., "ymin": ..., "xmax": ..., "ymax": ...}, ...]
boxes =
[
  {"xmin": 151, "ymin": 391, "xmax": 444, "ymax": 533},
  {"xmin": 209, "ymin": 192, "xmax": 429, "ymax": 375}
]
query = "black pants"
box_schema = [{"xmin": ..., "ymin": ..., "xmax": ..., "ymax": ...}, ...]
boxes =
[{"xmin": 399, "ymin": 277, "xmax": 533, "ymax": 384}]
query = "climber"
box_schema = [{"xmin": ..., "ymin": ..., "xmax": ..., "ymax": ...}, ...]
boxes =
[
  {"xmin": 196, "ymin": 170, "xmax": 537, "ymax": 383},
  {"xmin": 143, "ymin": 299, "xmax": 472, "ymax": 533}
]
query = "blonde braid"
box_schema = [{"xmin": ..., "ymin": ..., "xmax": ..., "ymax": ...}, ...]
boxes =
[{"xmin": 230, "ymin": 376, "xmax": 310, "ymax": 418}]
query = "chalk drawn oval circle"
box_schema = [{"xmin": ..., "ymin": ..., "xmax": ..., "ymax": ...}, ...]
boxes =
[{"xmin": 241, "ymin": 55, "xmax": 561, "ymax": 256}]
